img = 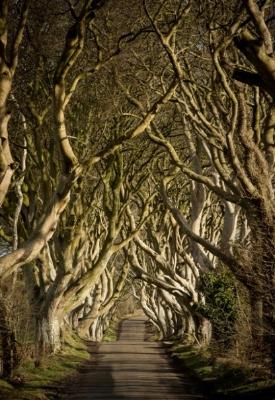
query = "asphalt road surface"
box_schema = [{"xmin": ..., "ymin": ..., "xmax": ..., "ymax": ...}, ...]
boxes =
[{"xmin": 63, "ymin": 316, "xmax": 206, "ymax": 399}]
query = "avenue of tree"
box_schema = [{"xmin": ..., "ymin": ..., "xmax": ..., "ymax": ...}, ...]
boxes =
[{"xmin": 0, "ymin": 0, "xmax": 274, "ymax": 378}]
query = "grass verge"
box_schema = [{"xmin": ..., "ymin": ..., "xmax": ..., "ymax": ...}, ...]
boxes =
[
  {"xmin": 102, "ymin": 320, "xmax": 118, "ymax": 342},
  {"xmin": 167, "ymin": 342, "xmax": 275, "ymax": 399},
  {"xmin": 0, "ymin": 330, "xmax": 90, "ymax": 400}
]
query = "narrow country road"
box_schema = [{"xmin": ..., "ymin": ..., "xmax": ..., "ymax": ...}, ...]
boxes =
[{"xmin": 63, "ymin": 316, "xmax": 206, "ymax": 399}]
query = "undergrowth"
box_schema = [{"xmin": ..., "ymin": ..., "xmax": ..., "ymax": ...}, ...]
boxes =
[
  {"xmin": 0, "ymin": 330, "xmax": 90, "ymax": 400},
  {"xmin": 169, "ymin": 342, "xmax": 275, "ymax": 399}
]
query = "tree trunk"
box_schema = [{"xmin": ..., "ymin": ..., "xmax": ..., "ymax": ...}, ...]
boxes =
[
  {"xmin": 196, "ymin": 315, "xmax": 212, "ymax": 346},
  {"xmin": 184, "ymin": 313, "xmax": 196, "ymax": 343},
  {"xmin": 1, "ymin": 328, "xmax": 12, "ymax": 378},
  {"xmin": 78, "ymin": 284, "xmax": 102, "ymax": 338},
  {"xmin": 251, "ymin": 296, "xmax": 263, "ymax": 345},
  {"xmin": 246, "ymin": 205, "xmax": 275, "ymax": 370},
  {"xmin": 35, "ymin": 308, "xmax": 62, "ymax": 366},
  {"xmin": 0, "ymin": 299, "xmax": 19, "ymax": 378}
]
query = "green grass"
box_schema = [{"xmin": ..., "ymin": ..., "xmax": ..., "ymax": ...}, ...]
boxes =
[
  {"xmin": 0, "ymin": 330, "xmax": 91, "ymax": 400},
  {"xmin": 102, "ymin": 316, "xmax": 124, "ymax": 342},
  {"xmin": 168, "ymin": 343, "xmax": 275, "ymax": 399}
]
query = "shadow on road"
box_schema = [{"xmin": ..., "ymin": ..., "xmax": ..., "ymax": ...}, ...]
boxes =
[
  {"xmin": 64, "ymin": 356, "xmax": 128, "ymax": 400},
  {"xmin": 62, "ymin": 317, "xmax": 206, "ymax": 399}
]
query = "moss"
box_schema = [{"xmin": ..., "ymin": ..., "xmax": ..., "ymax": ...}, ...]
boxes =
[
  {"xmin": 0, "ymin": 383, "xmax": 46, "ymax": 400},
  {"xmin": 102, "ymin": 323, "xmax": 118, "ymax": 342},
  {"xmin": 22, "ymin": 183, "xmax": 29, "ymax": 193},
  {"xmin": 0, "ymin": 378, "xmax": 14, "ymax": 390},
  {"xmin": 23, "ymin": 193, "xmax": 30, "ymax": 207},
  {"xmin": 227, "ymin": 380, "xmax": 275, "ymax": 394}
]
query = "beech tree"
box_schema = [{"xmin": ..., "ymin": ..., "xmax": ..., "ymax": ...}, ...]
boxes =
[
  {"xmin": 0, "ymin": 0, "xmax": 274, "ymax": 379},
  {"xmin": 140, "ymin": 0, "xmax": 274, "ymax": 366}
]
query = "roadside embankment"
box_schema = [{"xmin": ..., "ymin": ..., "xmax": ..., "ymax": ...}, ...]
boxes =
[{"xmin": 166, "ymin": 342, "xmax": 275, "ymax": 400}]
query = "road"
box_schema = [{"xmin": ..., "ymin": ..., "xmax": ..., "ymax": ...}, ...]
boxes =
[{"xmin": 63, "ymin": 316, "xmax": 206, "ymax": 399}]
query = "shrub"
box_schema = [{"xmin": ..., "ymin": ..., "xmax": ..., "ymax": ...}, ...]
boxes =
[{"xmin": 197, "ymin": 271, "xmax": 238, "ymax": 345}]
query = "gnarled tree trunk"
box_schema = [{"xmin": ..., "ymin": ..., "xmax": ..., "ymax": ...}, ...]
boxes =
[{"xmin": 35, "ymin": 306, "xmax": 62, "ymax": 366}]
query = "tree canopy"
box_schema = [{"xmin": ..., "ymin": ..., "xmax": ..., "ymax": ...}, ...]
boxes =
[{"xmin": 0, "ymin": 0, "xmax": 274, "ymax": 378}]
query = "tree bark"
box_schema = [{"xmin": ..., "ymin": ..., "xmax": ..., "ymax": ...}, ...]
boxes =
[
  {"xmin": 0, "ymin": 299, "xmax": 18, "ymax": 378},
  {"xmin": 35, "ymin": 307, "xmax": 62, "ymax": 366}
]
